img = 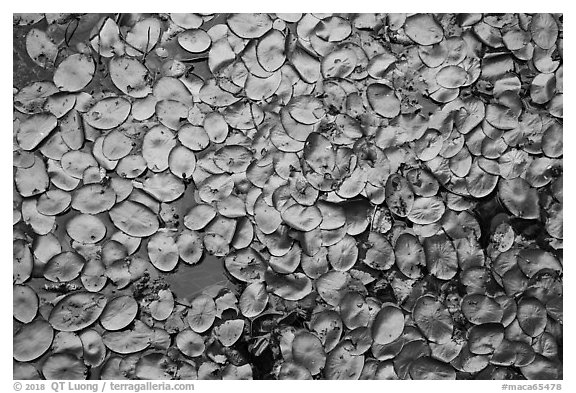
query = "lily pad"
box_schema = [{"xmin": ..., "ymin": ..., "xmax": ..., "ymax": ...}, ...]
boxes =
[
  {"xmin": 404, "ymin": 14, "xmax": 444, "ymax": 45},
  {"xmin": 413, "ymin": 295, "xmax": 454, "ymax": 344},
  {"xmin": 109, "ymin": 57, "xmax": 152, "ymax": 98},
  {"xmin": 42, "ymin": 353, "xmax": 86, "ymax": 380},
  {"xmin": 372, "ymin": 305, "xmax": 405, "ymax": 345},
  {"xmin": 14, "ymin": 320, "xmax": 54, "ymax": 362},
  {"xmin": 49, "ymin": 292, "xmax": 107, "ymax": 332},
  {"xmin": 53, "ymin": 54, "xmax": 95, "ymax": 92},
  {"xmin": 187, "ymin": 294, "xmax": 217, "ymax": 333},
  {"xmin": 109, "ymin": 200, "xmax": 159, "ymax": 237},
  {"xmin": 100, "ymin": 295, "xmax": 138, "ymax": 331},
  {"xmin": 292, "ymin": 332, "xmax": 326, "ymax": 375},
  {"xmin": 85, "ymin": 97, "xmax": 131, "ymax": 130}
]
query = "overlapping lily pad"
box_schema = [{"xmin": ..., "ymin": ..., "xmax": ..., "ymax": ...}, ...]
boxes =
[{"xmin": 13, "ymin": 12, "xmax": 562, "ymax": 381}]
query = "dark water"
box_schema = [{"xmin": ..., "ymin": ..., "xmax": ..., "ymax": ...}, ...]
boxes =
[
  {"xmin": 156, "ymin": 177, "xmax": 232, "ymax": 303},
  {"xmin": 164, "ymin": 254, "xmax": 232, "ymax": 305}
]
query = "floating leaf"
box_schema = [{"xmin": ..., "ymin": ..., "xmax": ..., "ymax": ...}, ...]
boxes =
[
  {"xmin": 49, "ymin": 292, "xmax": 107, "ymax": 332},
  {"xmin": 461, "ymin": 294, "xmax": 504, "ymax": 325},
  {"xmin": 214, "ymin": 319, "xmax": 244, "ymax": 347},
  {"xmin": 85, "ymin": 97, "xmax": 131, "ymax": 130},
  {"xmin": 395, "ymin": 233, "xmax": 425, "ymax": 278},
  {"xmin": 44, "ymin": 251, "xmax": 85, "ymax": 282},
  {"xmin": 530, "ymin": 14, "xmax": 559, "ymax": 50},
  {"xmin": 424, "ymin": 234, "xmax": 458, "ymax": 280},
  {"xmin": 328, "ymin": 235, "xmax": 358, "ymax": 271},
  {"xmin": 292, "ymin": 332, "xmax": 326, "ymax": 375},
  {"xmin": 125, "ymin": 18, "xmax": 161, "ymax": 55},
  {"xmin": 26, "ymin": 28, "xmax": 58, "ymax": 68},
  {"xmin": 16, "ymin": 113, "xmax": 57, "ymax": 151},
  {"xmin": 102, "ymin": 320, "xmax": 152, "ymax": 354},
  {"xmin": 90, "ymin": 17, "xmax": 122, "ymax": 58},
  {"xmin": 316, "ymin": 271, "xmax": 351, "ymax": 306},
  {"xmin": 225, "ymin": 248, "xmax": 267, "ymax": 283},
  {"xmin": 339, "ymin": 292, "xmax": 370, "ymax": 330},
  {"xmin": 100, "ymin": 295, "xmax": 138, "ymax": 331},
  {"xmin": 72, "ymin": 184, "xmax": 116, "ymax": 214},
  {"xmin": 80, "ymin": 329, "xmax": 106, "ymax": 367},
  {"xmin": 239, "ymin": 282, "xmax": 268, "ymax": 318},
  {"xmin": 177, "ymin": 230, "xmax": 204, "ymax": 264},
  {"xmin": 14, "ymin": 155, "xmax": 49, "ymax": 197},
  {"xmin": 517, "ymin": 298, "xmax": 547, "ymax": 337},
  {"xmin": 147, "ymin": 232, "xmax": 179, "ymax": 272},
  {"xmin": 214, "ymin": 145, "xmax": 252, "ymax": 173},
  {"xmin": 176, "ymin": 329, "xmax": 206, "ymax": 357},
  {"xmin": 178, "ymin": 29, "xmax": 212, "ymax": 53},
  {"xmin": 498, "ymin": 178, "xmax": 540, "ymax": 219},
  {"xmin": 265, "ymin": 270, "xmax": 312, "ymax": 301},
  {"xmin": 372, "ymin": 305, "xmax": 405, "ymax": 345},
  {"xmin": 404, "ymin": 14, "xmax": 444, "ymax": 45},
  {"xmin": 141, "ymin": 173, "xmax": 185, "ymax": 202},
  {"xmin": 257, "ymin": 29, "xmax": 286, "ymax": 72},
  {"xmin": 14, "ymin": 240, "xmax": 33, "ymax": 284},
  {"xmin": 303, "ymin": 132, "xmax": 335, "ymax": 175},
  {"xmin": 413, "ymin": 295, "xmax": 453, "ymax": 344},
  {"xmin": 468, "ymin": 323, "xmax": 504, "ymax": 355},
  {"xmin": 408, "ymin": 196, "xmax": 446, "ymax": 225},
  {"xmin": 409, "ymin": 357, "xmax": 455, "ymax": 380},
  {"xmin": 520, "ymin": 354, "xmax": 560, "ymax": 380},
  {"xmin": 42, "ymin": 353, "xmax": 86, "ymax": 380},
  {"xmin": 324, "ymin": 341, "xmax": 364, "ymax": 380},
  {"xmin": 367, "ymin": 83, "xmax": 400, "ymax": 118},
  {"xmin": 53, "ymin": 54, "xmax": 95, "ymax": 92},
  {"xmin": 109, "ymin": 200, "xmax": 159, "ymax": 237},
  {"xmin": 287, "ymin": 96, "xmax": 326, "ymax": 125},
  {"xmin": 254, "ymin": 195, "xmax": 282, "ymax": 234},
  {"xmin": 322, "ymin": 47, "xmax": 357, "ymax": 79},
  {"xmin": 187, "ymin": 294, "xmax": 217, "ymax": 333},
  {"xmin": 227, "ymin": 13, "xmax": 272, "ymax": 39},
  {"xmin": 436, "ymin": 65, "xmax": 468, "ymax": 88},
  {"xmin": 14, "ymin": 320, "xmax": 53, "ymax": 362},
  {"xmin": 66, "ymin": 214, "xmax": 107, "ymax": 244},
  {"xmin": 385, "ymin": 174, "xmax": 414, "ymax": 217},
  {"xmin": 149, "ymin": 289, "xmax": 175, "ymax": 321},
  {"xmin": 13, "ymin": 285, "xmax": 38, "ymax": 324},
  {"xmin": 278, "ymin": 362, "xmax": 313, "ymax": 380},
  {"xmin": 282, "ymin": 204, "xmax": 323, "ymax": 232},
  {"xmin": 109, "ymin": 57, "xmax": 152, "ymax": 98}
]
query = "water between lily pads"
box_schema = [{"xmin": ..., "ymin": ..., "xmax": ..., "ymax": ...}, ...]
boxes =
[
  {"xmin": 44, "ymin": 184, "xmax": 234, "ymax": 306},
  {"xmin": 163, "ymin": 254, "xmax": 235, "ymax": 305},
  {"xmin": 157, "ymin": 176, "xmax": 236, "ymax": 305}
]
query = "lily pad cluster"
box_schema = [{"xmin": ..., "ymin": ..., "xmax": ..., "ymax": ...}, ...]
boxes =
[{"xmin": 13, "ymin": 12, "xmax": 562, "ymax": 380}]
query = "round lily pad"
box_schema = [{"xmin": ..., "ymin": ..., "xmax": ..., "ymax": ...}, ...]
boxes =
[
  {"xmin": 413, "ymin": 295, "xmax": 454, "ymax": 344},
  {"xmin": 42, "ymin": 353, "xmax": 87, "ymax": 380},
  {"xmin": 187, "ymin": 294, "xmax": 217, "ymax": 333},
  {"xmin": 14, "ymin": 320, "xmax": 53, "ymax": 362},
  {"xmin": 292, "ymin": 332, "xmax": 326, "ymax": 375},
  {"xmin": 404, "ymin": 14, "xmax": 444, "ymax": 45}
]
